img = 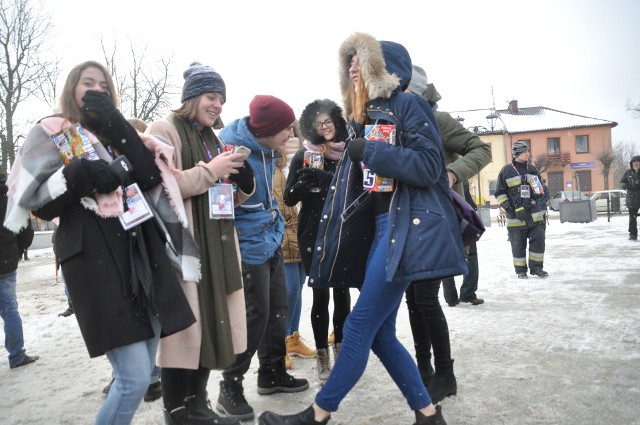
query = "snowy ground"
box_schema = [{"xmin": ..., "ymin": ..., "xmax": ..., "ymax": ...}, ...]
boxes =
[{"xmin": 1, "ymin": 210, "xmax": 639, "ymax": 425}]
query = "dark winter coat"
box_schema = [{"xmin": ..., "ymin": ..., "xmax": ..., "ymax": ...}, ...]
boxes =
[
  {"xmin": 29, "ymin": 119, "xmax": 195, "ymax": 358},
  {"xmin": 620, "ymin": 155, "xmax": 640, "ymax": 209},
  {"xmin": 284, "ymin": 99, "xmax": 345, "ymax": 273},
  {"xmin": 284, "ymin": 148, "xmax": 338, "ymax": 274},
  {"xmin": 495, "ymin": 160, "xmax": 546, "ymax": 228},
  {"xmin": 308, "ymin": 33, "xmax": 467, "ymax": 288},
  {"xmin": 0, "ymin": 180, "xmax": 33, "ymax": 275}
]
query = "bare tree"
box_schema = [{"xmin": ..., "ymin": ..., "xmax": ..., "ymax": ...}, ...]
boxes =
[
  {"xmin": 0, "ymin": 0, "xmax": 58, "ymax": 171},
  {"xmin": 100, "ymin": 36, "xmax": 177, "ymax": 123},
  {"xmin": 532, "ymin": 154, "xmax": 554, "ymax": 175},
  {"xmin": 596, "ymin": 148, "xmax": 616, "ymax": 190},
  {"xmin": 626, "ymin": 99, "xmax": 640, "ymax": 119},
  {"xmin": 612, "ymin": 140, "xmax": 637, "ymax": 187}
]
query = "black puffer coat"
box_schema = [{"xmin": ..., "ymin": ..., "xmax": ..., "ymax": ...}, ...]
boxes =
[
  {"xmin": 620, "ymin": 155, "xmax": 640, "ymax": 209},
  {"xmin": 284, "ymin": 99, "xmax": 347, "ymax": 273}
]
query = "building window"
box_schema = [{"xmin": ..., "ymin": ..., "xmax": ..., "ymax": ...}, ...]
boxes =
[
  {"xmin": 488, "ymin": 179, "xmax": 497, "ymax": 197},
  {"xmin": 547, "ymin": 137, "xmax": 560, "ymax": 154},
  {"xmin": 575, "ymin": 170, "xmax": 592, "ymax": 192},
  {"xmin": 576, "ymin": 135, "xmax": 589, "ymax": 153}
]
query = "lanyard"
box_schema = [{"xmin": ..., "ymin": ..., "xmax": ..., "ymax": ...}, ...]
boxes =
[{"xmin": 511, "ymin": 163, "xmax": 527, "ymax": 184}]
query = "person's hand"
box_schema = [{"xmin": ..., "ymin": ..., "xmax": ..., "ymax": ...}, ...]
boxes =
[
  {"xmin": 447, "ymin": 171, "xmax": 457, "ymax": 188},
  {"xmin": 81, "ymin": 91, "xmax": 116, "ymax": 132},
  {"xmin": 228, "ymin": 160, "xmax": 254, "ymax": 193},
  {"xmin": 82, "ymin": 158, "xmax": 123, "ymax": 194},
  {"xmin": 347, "ymin": 138, "xmax": 367, "ymax": 163},
  {"xmin": 297, "ymin": 167, "xmax": 333, "ymax": 190},
  {"xmin": 203, "ymin": 151, "xmax": 245, "ymax": 180},
  {"xmin": 514, "ymin": 207, "xmax": 528, "ymax": 223}
]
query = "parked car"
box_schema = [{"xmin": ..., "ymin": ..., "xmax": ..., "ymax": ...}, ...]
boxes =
[
  {"xmin": 589, "ymin": 190, "xmax": 627, "ymax": 213},
  {"xmin": 549, "ymin": 190, "xmax": 590, "ymax": 211}
]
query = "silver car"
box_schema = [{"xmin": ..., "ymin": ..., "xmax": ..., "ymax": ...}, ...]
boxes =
[
  {"xmin": 549, "ymin": 190, "xmax": 589, "ymax": 211},
  {"xmin": 589, "ymin": 190, "xmax": 628, "ymax": 213}
]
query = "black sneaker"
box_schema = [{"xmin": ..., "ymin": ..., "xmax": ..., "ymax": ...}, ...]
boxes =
[
  {"xmin": 460, "ymin": 297, "xmax": 485, "ymax": 305},
  {"xmin": 217, "ymin": 378, "xmax": 254, "ymax": 421},
  {"xmin": 446, "ymin": 299, "xmax": 459, "ymax": 307},
  {"xmin": 144, "ymin": 381, "xmax": 162, "ymax": 402},
  {"xmin": 257, "ymin": 369, "xmax": 309, "ymax": 395},
  {"xmin": 10, "ymin": 354, "xmax": 39, "ymax": 369},
  {"xmin": 630, "ymin": 235, "xmax": 638, "ymax": 240},
  {"xmin": 517, "ymin": 272, "xmax": 528, "ymax": 279},
  {"xmin": 531, "ymin": 269, "xmax": 549, "ymax": 278},
  {"xmin": 188, "ymin": 393, "xmax": 240, "ymax": 425}
]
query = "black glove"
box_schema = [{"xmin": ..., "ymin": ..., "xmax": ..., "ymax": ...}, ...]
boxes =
[
  {"xmin": 81, "ymin": 91, "xmax": 116, "ymax": 133},
  {"xmin": 347, "ymin": 138, "xmax": 367, "ymax": 163},
  {"xmin": 82, "ymin": 158, "xmax": 123, "ymax": 194},
  {"xmin": 514, "ymin": 207, "xmax": 528, "ymax": 223},
  {"xmin": 228, "ymin": 160, "xmax": 254, "ymax": 193},
  {"xmin": 297, "ymin": 167, "xmax": 333, "ymax": 191}
]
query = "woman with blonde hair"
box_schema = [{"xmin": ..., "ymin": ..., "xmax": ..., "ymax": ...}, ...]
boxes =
[{"xmin": 259, "ymin": 33, "xmax": 465, "ymax": 425}]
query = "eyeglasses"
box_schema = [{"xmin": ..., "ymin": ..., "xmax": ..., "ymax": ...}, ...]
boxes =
[{"xmin": 314, "ymin": 119, "xmax": 334, "ymax": 130}]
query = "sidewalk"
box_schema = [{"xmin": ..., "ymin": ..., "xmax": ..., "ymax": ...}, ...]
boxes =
[{"xmin": 1, "ymin": 214, "xmax": 639, "ymax": 424}]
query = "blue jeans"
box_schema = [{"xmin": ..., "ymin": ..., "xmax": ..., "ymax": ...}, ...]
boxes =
[
  {"xmin": 0, "ymin": 271, "xmax": 26, "ymax": 367},
  {"xmin": 95, "ymin": 314, "xmax": 160, "ymax": 425},
  {"xmin": 285, "ymin": 262, "xmax": 306, "ymax": 336},
  {"xmin": 315, "ymin": 213, "xmax": 431, "ymax": 412}
]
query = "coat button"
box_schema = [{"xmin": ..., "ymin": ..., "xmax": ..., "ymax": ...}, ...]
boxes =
[{"xmin": 413, "ymin": 218, "xmax": 420, "ymax": 225}]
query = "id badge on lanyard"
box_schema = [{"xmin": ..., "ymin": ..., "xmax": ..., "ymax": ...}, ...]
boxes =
[{"xmin": 520, "ymin": 185, "xmax": 531, "ymax": 199}]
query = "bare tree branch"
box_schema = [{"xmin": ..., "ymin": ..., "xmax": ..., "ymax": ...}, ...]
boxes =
[{"xmin": 0, "ymin": 0, "xmax": 59, "ymax": 171}]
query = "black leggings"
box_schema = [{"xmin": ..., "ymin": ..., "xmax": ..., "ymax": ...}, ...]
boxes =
[
  {"xmin": 161, "ymin": 366, "xmax": 210, "ymax": 411},
  {"xmin": 311, "ymin": 288, "xmax": 351, "ymax": 349},
  {"xmin": 405, "ymin": 279, "xmax": 453, "ymax": 371}
]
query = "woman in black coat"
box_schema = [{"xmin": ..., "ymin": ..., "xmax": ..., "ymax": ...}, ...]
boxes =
[
  {"xmin": 4, "ymin": 61, "xmax": 195, "ymax": 424},
  {"xmin": 284, "ymin": 99, "xmax": 351, "ymax": 382}
]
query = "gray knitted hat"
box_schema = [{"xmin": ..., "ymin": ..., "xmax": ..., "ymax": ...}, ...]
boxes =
[
  {"xmin": 181, "ymin": 62, "xmax": 226, "ymax": 103},
  {"xmin": 407, "ymin": 65, "xmax": 428, "ymax": 97}
]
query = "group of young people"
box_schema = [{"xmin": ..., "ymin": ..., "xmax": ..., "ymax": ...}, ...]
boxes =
[{"xmin": 3, "ymin": 31, "xmax": 483, "ymax": 425}]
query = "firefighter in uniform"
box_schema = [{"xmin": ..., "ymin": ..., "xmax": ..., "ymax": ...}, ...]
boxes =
[{"xmin": 495, "ymin": 141, "xmax": 549, "ymax": 279}]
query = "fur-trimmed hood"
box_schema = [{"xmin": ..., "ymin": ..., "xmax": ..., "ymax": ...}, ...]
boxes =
[
  {"xmin": 338, "ymin": 32, "xmax": 412, "ymax": 119},
  {"xmin": 299, "ymin": 99, "xmax": 349, "ymax": 145}
]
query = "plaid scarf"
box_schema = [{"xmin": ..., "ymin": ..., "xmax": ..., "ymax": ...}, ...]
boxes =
[{"xmin": 4, "ymin": 117, "xmax": 200, "ymax": 282}]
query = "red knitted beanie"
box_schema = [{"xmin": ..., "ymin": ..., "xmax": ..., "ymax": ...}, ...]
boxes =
[{"xmin": 248, "ymin": 95, "xmax": 295, "ymax": 137}]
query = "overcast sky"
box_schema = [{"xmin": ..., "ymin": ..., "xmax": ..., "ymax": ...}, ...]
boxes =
[{"xmin": 40, "ymin": 0, "xmax": 640, "ymax": 149}]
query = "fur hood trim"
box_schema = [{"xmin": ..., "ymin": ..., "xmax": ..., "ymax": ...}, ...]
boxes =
[
  {"xmin": 339, "ymin": 32, "xmax": 405, "ymax": 119},
  {"xmin": 299, "ymin": 99, "xmax": 349, "ymax": 145}
]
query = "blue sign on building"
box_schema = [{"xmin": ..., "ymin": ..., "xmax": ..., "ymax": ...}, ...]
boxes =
[{"xmin": 570, "ymin": 162, "xmax": 595, "ymax": 169}]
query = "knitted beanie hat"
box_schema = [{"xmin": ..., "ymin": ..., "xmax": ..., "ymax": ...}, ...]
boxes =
[
  {"xmin": 181, "ymin": 62, "xmax": 226, "ymax": 102},
  {"xmin": 408, "ymin": 65, "xmax": 428, "ymax": 97},
  {"xmin": 248, "ymin": 95, "xmax": 295, "ymax": 138}
]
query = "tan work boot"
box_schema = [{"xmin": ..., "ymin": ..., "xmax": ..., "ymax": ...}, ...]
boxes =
[
  {"xmin": 285, "ymin": 331, "xmax": 316, "ymax": 358},
  {"xmin": 316, "ymin": 348, "xmax": 331, "ymax": 383},
  {"xmin": 285, "ymin": 355, "xmax": 293, "ymax": 370}
]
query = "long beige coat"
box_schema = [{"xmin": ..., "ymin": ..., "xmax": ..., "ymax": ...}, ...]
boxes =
[{"xmin": 148, "ymin": 114, "xmax": 248, "ymax": 369}]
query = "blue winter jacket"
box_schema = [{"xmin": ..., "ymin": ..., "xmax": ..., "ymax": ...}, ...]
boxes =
[
  {"xmin": 219, "ymin": 118, "xmax": 284, "ymax": 265},
  {"xmin": 309, "ymin": 36, "xmax": 467, "ymax": 287}
]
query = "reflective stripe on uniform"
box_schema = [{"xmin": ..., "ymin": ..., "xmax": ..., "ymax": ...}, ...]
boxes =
[
  {"xmin": 506, "ymin": 176, "xmax": 522, "ymax": 187},
  {"xmin": 529, "ymin": 251, "xmax": 544, "ymax": 262},
  {"xmin": 513, "ymin": 257, "xmax": 527, "ymax": 267}
]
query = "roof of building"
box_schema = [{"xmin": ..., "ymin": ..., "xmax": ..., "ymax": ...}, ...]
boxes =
[{"xmin": 450, "ymin": 104, "xmax": 618, "ymax": 135}]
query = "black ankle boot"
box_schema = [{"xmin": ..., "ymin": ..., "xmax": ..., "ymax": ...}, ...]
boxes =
[
  {"xmin": 187, "ymin": 393, "xmax": 240, "ymax": 425},
  {"xmin": 259, "ymin": 405, "xmax": 330, "ymax": 425},
  {"xmin": 217, "ymin": 377, "xmax": 254, "ymax": 421},
  {"xmin": 415, "ymin": 405, "xmax": 446, "ymax": 425},
  {"xmin": 416, "ymin": 356, "xmax": 435, "ymax": 387},
  {"xmin": 164, "ymin": 406, "xmax": 188, "ymax": 425},
  {"xmin": 426, "ymin": 373, "xmax": 457, "ymax": 404}
]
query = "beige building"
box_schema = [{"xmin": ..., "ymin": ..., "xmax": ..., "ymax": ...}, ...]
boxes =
[{"xmin": 452, "ymin": 100, "xmax": 617, "ymax": 206}]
